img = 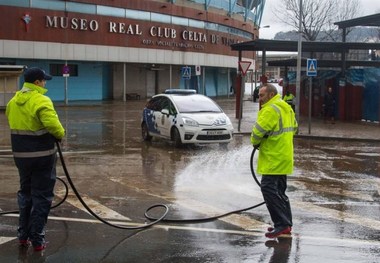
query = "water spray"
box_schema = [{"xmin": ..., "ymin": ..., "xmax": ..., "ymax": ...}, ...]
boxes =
[{"xmin": 1, "ymin": 143, "xmax": 264, "ymax": 230}]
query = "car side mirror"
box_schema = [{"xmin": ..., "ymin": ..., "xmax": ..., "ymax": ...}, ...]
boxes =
[{"xmin": 161, "ymin": 108, "xmax": 170, "ymax": 115}]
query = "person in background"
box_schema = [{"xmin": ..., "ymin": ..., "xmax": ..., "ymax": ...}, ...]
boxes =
[
  {"xmin": 250, "ymin": 83, "xmax": 298, "ymax": 239},
  {"xmin": 6, "ymin": 67, "xmax": 65, "ymax": 251},
  {"xmin": 283, "ymin": 89, "xmax": 295, "ymax": 112},
  {"xmin": 323, "ymin": 86, "xmax": 336, "ymax": 124}
]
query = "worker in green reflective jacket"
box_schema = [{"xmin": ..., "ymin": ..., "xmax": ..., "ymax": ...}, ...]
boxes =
[
  {"xmin": 6, "ymin": 67, "xmax": 65, "ymax": 251},
  {"xmin": 283, "ymin": 89, "xmax": 295, "ymax": 112},
  {"xmin": 251, "ymin": 83, "xmax": 298, "ymax": 239}
]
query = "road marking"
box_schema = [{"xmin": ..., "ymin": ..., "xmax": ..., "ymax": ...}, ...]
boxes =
[
  {"xmin": 4, "ymin": 173, "xmax": 373, "ymax": 248},
  {"xmin": 111, "ymin": 176, "xmax": 380, "ymax": 233},
  {"xmin": 0, "ymin": 150, "xmax": 105, "ymax": 158},
  {"xmin": 61, "ymin": 150, "xmax": 106, "ymax": 155},
  {"xmin": 54, "ymin": 192, "xmax": 131, "ymax": 221},
  {"xmin": 224, "ymin": 182, "xmax": 380, "ymax": 231},
  {"xmin": 0, "ymin": 237, "xmax": 14, "ymax": 245},
  {"xmin": 171, "ymin": 198, "xmax": 267, "ymax": 230},
  {"xmin": 2, "ymin": 214, "xmax": 380, "ymax": 247},
  {"xmin": 62, "ymin": 175, "xmax": 380, "ymax": 236},
  {"xmin": 293, "ymin": 200, "xmax": 380, "ymax": 230},
  {"xmin": 290, "ymin": 181, "xmax": 376, "ymax": 201}
]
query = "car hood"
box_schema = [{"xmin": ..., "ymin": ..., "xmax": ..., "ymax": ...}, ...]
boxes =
[{"xmin": 181, "ymin": 112, "xmax": 231, "ymax": 126}]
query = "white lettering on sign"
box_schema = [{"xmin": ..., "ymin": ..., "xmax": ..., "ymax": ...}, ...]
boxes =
[
  {"xmin": 182, "ymin": 30, "xmax": 207, "ymax": 42},
  {"xmin": 149, "ymin": 26, "xmax": 176, "ymax": 38},
  {"xmin": 46, "ymin": 16, "xmax": 98, "ymax": 31},
  {"xmin": 44, "ymin": 15, "xmax": 239, "ymax": 48},
  {"xmin": 210, "ymin": 34, "xmax": 220, "ymax": 44},
  {"xmin": 109, "ymin": 22, "xmax": 142, "ymax": 35}
]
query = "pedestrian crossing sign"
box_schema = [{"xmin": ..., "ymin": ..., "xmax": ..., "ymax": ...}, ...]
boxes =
[
  {"xmin": 182, "ymin": 66, "xmax": 191, "ymax": 79},
  {"xmin": 307, "ymin": 59, "xmax": 317, "ymax": 77}
]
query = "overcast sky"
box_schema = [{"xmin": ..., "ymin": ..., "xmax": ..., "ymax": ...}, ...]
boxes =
[{"xmin": 260, "ymin": 0, "xmax": 380, "ymax": 39}]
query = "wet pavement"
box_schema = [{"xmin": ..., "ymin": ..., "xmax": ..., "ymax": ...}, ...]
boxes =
[{"xmin": 0, "ymin": 98, "xmax": 379, "ymax": 262}]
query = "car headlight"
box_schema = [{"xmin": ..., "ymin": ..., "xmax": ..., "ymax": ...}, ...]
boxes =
[
  {"xmin": 213, "ymin": 117, "xmax": 229, "ymax": 126},
  {"xmin": 182, "ymin": 117, "xmax": 199, "ymax": 127}
]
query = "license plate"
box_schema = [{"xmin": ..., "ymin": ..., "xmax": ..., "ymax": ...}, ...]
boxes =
[{"xmin": 207, "ymin": 131, "xmax": 223, "ymax": 135}]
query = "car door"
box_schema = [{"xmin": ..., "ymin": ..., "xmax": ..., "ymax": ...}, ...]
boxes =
[
  {"xmin": 144, "ymin": 96, "xmax": 164, "ymax": 136},
  {"xmin": 156, "ymin": 97, "xmax": 174, "ymax": 138}
]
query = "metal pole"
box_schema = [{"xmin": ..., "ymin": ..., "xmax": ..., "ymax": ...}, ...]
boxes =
[
  {"xmin": 64, "ymin": 76, "xmax": 68, "ymax": 105},
  {"xmin": 202, "ymin": 66, "xmax": 206, "ymax": 95},
  {"xmin": 227, "ymin": 68, "xmax": 231, "ymax": 98},
  {"xmin": 238, "ymin": 73, "xmax": 244, "ymax": 132},
  {"xmin": 64, "ymin": 61, "xmax": 68, "ymax": 105},
  {"xmin": 308, "ymin": 77, "xmax": 312, "ymax": 134},
  {"xmin": 123, "ymin": 63, "xmax": 126, "ymax": 101},
  {"xmin": 296, "ymin": 0, "xmax": 303, "ymax": 122},
  {"xmin": 249, "ymin": 69, "xmax": 253, "ymax": 99},
  {"xmin": 169, "ymin": 64, "xmax": 172, "ymax": 90},
  {"xmin": 236, "ymin": 51, "xmax": 242, "ymax": 119}
]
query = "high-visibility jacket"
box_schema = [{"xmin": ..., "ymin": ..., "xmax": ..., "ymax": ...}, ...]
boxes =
[
  {"xmin": 250, "ymin": 94, "xmax": 298, "ymax": 175},
  {"xmin": 283, "ymin": 93, "xmax": 295, "ymax": 105},
  {"xmin": 6, "ymin": 82, "xmax": 65, "ymax": 158}
]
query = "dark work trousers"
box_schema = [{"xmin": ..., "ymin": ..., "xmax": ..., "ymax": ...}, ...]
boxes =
[
  {"xmin": 14, "ymin": 154, "xmax": 57, "ymax": 247},
  {"xmin": 261, "ymin": 175, "xmax": 293, "ymax": 229}
]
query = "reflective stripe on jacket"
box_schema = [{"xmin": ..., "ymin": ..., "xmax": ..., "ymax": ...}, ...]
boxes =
[
  {"xmin": 6, "ymin": 82, "xmax": 65, "ymax": 158},
  {"xmin": 250, "ymin": 94, "xmax": 298, "ymax": 175}
]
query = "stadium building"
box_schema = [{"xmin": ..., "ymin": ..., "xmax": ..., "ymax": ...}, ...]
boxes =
[{"xmin": 0, "ymin": 0, "xmax": 265, "ymax": 105}]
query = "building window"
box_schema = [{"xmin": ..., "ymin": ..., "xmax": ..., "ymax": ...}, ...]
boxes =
[{"xmin": 50, "ymin": 64, "xmax": 78, "ymax": 77}]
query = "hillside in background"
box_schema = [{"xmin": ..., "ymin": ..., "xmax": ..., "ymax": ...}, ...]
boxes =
[{"xmin": 273, "ymin": 27, "xmax": 379, "ymax": 42}]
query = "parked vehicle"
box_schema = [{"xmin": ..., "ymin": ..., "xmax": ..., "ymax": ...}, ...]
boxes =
[{"xmin": 141, "ymin": 89, "xmax": 234, "ymax": 147}]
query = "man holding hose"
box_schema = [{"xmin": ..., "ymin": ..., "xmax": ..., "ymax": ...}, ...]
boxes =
[
  {"xmin": 6, "ymin": 67, "xmax": 65, "ymax": 251},
  {"xmin": 250, "ymin": 83, "xmax": 298, "ymax": 238}
]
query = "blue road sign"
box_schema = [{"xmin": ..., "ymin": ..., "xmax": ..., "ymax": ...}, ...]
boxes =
[
  {"xmin": 307, "ymin": 59, "xmax": 317, "ymax": 77},
  {"xmin": 182, "ymin": 66, "xmax": 191, "ymax": 79}
]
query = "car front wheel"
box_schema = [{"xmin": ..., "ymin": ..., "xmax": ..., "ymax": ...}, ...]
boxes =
[
  {"xmin": 171, "ymin": 127, "xmax": 182, "ymax": 147},
  {"xmin": 142, "ymin": 123, "xmax": 152, "ymax": 141}
]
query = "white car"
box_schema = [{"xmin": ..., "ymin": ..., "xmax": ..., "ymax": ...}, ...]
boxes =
[{"xmin": 141, "ymin": 90, "xmax": 234, "ymax": 147}]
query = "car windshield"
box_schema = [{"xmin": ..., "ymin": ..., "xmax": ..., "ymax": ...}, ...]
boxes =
[{"xmin": 171, "ymin": 94, "xmax": 222, "ymax": 113}]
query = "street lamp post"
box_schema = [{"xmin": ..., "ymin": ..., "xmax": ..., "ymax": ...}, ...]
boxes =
[{"xmin": 295, "ymin": 0, "xmax": 303, "ymax": 122}]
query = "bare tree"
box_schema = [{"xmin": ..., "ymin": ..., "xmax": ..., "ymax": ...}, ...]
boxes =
[
  {"xmin": 273, "ymin": 0, "xmax": 361, "ymax": 41},
  {"xmin": 324, "ymin": 0, "xmax": 362, "ymax": 41}
]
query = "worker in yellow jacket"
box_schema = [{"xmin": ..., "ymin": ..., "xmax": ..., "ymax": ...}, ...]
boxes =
[
  {"xmin": 251, "ymin": 83, "xmax": 298, "ymax": 239},
  {"xmin": 283, "ymin": 89, "xmax": 295, "ymax": 112},
  {"xmin": 6, "ymin": 67, "xmax": 65, "ymax": 251}
]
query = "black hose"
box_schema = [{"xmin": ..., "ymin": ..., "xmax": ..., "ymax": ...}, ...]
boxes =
[
  {"xmin": 144, "ymin": 201, "xmax": 265, "ymax": 223},
  {"xmin": 52, "ymin": 177, "xmax": 69, "ymax": 209},
  {"xmin": 250, "ymin": 147, "xmax": 261, "ymax": 187},
  {"xmin": 1, "ymin": 143, "xmax": 264, "ymax": 228}
]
